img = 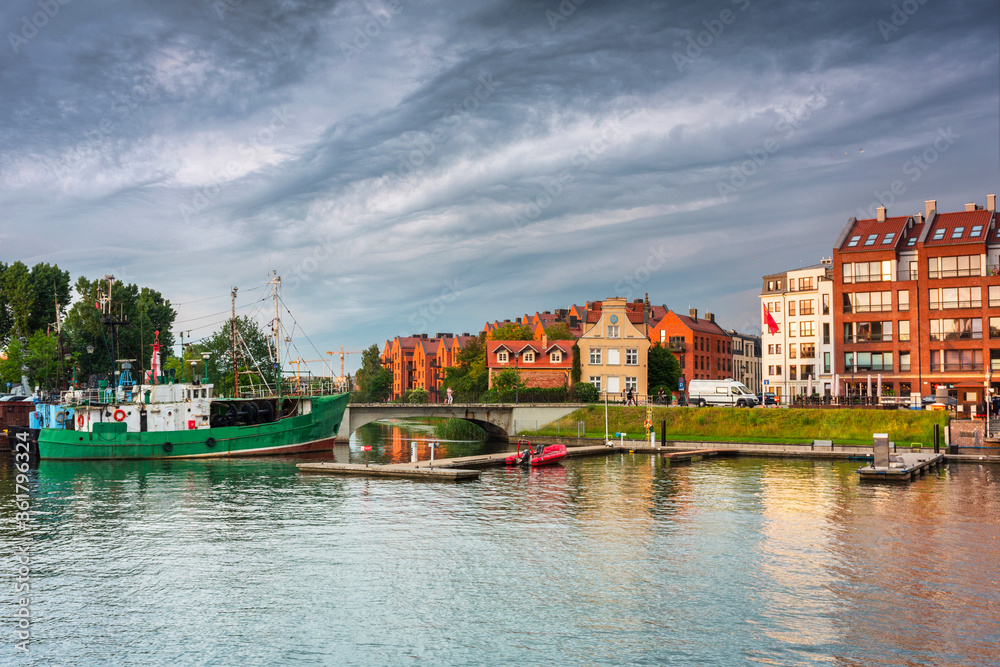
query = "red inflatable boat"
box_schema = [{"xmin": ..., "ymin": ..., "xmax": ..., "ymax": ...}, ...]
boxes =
[{"xmin": 504, "ymin": 440, "xmax": 568, "ymax": 467}]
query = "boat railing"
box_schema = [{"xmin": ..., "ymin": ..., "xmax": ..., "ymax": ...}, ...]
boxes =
[{"xmin": 237, "ymin": 375, "xmax": 345, "ymax": 399}]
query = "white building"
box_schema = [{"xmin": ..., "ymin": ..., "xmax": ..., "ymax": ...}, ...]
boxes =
[
  {"xmin": 728, "ymin": 330, "xmax": 762, "ymax": 394},
  {"xmin": 760, "ymin": 259, "xmax": 836, "ymax": 401}
]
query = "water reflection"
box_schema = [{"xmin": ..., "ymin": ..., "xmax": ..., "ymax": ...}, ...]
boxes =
[{"xmin": 2, "ymin": 434, "xmax": 999, "ymax": 666}]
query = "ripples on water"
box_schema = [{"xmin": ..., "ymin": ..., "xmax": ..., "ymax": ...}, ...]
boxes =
[{"xmin": 2, "ymin": 427, "xmax": 1000, "ymax": 666}]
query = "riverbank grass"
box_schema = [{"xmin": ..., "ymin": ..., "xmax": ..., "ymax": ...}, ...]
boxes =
[{"xmin": 529, "ymin": 406, "xmax": 949, "ymax": 447}]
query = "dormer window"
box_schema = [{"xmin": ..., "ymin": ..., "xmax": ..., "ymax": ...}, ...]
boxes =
[
  {"xmin": 550, "ymin": 351, "xmax": 562, "ymax": 363},
  {"xmin": 971, "ymin": 225, "xmax": 983, "ymax": 237},
  {"xmin": 497, "ymin": 351, "xmax": 508, "ymax": 363},
  {"xmin": 847, "ymin": 236, "xmax": 861, "ymax": 247},
  {"xmin": 522, "ymin": 351, "xmax": 535, "ymax": 363},
  {"xmin": 932, "ymin": 228, "xmax": 945, "ymax": 240},
  {"xmin": 864, "ymin": 234, "xmax": 878, "ymax": 246},
  {"xmin": 882, "ymin": 233, "xmax": 895, "ymax": 245},
  {"xmin": 951, "ymin": 226, "xmax": 965, "ymax": 239}
]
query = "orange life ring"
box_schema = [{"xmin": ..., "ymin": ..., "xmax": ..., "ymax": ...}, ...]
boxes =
[
  {"xmin": 114, "ymin": 409, "xmax": 127, "ymax": 422},
  {"xmin": 77, "ymin": 414, "xmax": 85, "ymax": 428},
  {"xmin": 643, "ymin": 419, "xmax": 652, "ymax": 430}
]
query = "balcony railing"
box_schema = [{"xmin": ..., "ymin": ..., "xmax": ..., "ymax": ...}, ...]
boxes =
[
  {"xmin": 842, "ymin": 305, "xmax": 893, "ymax": 313},
  {"xmin": 929, "ymin": 269, "xmax": 981, "ymax": 279},
  {"xmin": 929, "ymin": 332, "xmax": 982, "ymax": 341},
  {"xmin": 930, "ymin": 361, "xmax": 984, "ymax": 372},
  {"xmin": 929, "ymin": 300, "xmax": 982, "ymax": 310},
  {"xmin": 843, "ymin": 334, "xmax": 893, "ymax": 343}
]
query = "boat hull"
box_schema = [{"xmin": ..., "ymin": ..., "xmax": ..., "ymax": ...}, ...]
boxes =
[
  {"xmin": 504, "ymin": 443, "xmax": 568, "ymax": 467},
  {"xmin": 37, "ymin": 393, "xmax": 349, "ymax": 460}
]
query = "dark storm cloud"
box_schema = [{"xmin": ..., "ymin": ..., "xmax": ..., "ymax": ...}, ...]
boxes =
[{"xmin": 1, "ymin": 0, "xmax": 997, "ymax": 364}]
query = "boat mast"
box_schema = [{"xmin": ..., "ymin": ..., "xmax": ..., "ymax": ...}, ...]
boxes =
[
  {"xmin": 269, "ymin": 272, "xmax": 282, "ymax": 397},
  {"xmin": 231, "ymin": 286, "xmax": 239, "ymax": 396}
]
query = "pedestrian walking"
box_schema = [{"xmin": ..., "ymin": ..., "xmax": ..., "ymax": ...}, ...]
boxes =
[
  {"xmin": 446, "ymin": 387, "xmax": 453, "ymax": 404},
  {"xmin": 626, "ymin": 389, "xmax": 634, "ymax": 406}
]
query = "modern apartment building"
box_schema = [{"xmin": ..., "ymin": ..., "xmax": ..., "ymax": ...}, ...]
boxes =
[
  {"xmin": 833, "ymin": 195, "xmax": 998, "ymax": 408},
  {"xmin": 760, "ymin": 259, "xmax": 836, "ymax": 400}
]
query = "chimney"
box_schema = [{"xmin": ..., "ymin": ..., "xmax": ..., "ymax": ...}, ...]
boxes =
[
  {"xmin": 988, "ymin": 194, "xmax": 996, "ymax": 212},
  {"xmin": 876, "ymin": 206, "xmax": 886, "ymax": 222},
  {"xmin": 689, "ymin": 308, "xmax": 698, "ymax": 321},
  {"xmin": 966, "ymin": 203, "xmax": 979, "ymax": 212},
  {"xmin": 914, "ymin": 212, "xmax": 923, "ymax": 224},
  {"xmin": 542, "ymin": 333, "xmax": 548, "ymax": 349},
  {"xmin": 705, "ymin": 312, "xmax": 716, "ymax": 324},
  {"xmin": 925, "ymin": 199, "xmax": 937, "ymax": 218},
  {"xmin": 462, "ymin": 332, "xmax": 470, "ymax": 337}
]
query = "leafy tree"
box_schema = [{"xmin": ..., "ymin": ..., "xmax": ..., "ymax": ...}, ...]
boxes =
[
  {"xmin": 163, "ymin": 343, "xmax": 210, "ymax": 384},
  {"xmin": 648, "ymin": 343, "xmax": 681, "ymax": 395},
  {"xmin": 1, "ymin": 261, "xmax": 33, "ymax": 341},
  {"xmin": 0, "ymin": 331, "xmax": 61, "ymax": 392},
  {"xmin": 544, "ymin": 322, "xmax": 576, "ymax": 340},
  {"xmin": 199, "ymin": 316, "xmax": 279, "ymax": 397},
  {"xmin": 441, "ymin": 333, "xmax": 488, "ymax": 396},
  {"xmin": 571, "ymin": 342, "xmax": 581, "ymax": 383},
  {"xmin": 355, "ymin": 344, "xmax": 386, "ymax": 397},
  {"xmin": 572, "ymin": 381, "xmax": 599, "ymax": 403},
  {"xmin": 488, "ymin": 323, "xmax": 533, "ymax": 341},
  {"xmin": 491, "ymin": 367, "xmax": 524, "ymax": 392},
  {"xmin": 366, "ymin": 367, "xmax": 393, "ymax": 402},
  {"xmin": 62, "ymin": 277, "xmax": 176, "ymax": 378},
  {"xmin": 402, "ymin": 388, "xmax": 429, "ymax": 404},
  {"xmin": 27, "ymin": 263, "xmax": 71, "ymax": 334}
]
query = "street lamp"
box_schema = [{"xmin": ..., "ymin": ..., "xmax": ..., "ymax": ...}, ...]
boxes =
[
  {"xmin": 86, "ymin": 345, "xmax": 94, "ymax": 383},
  {"xmin": 190, "ymin": 360, "xmax": 199, "ymax": 385},
  {"xmin": 201, "ymin": 352, "xmax": 211, "ymax": 384},
  {"xmin": 847, "ymin": 352, "xmax": 855, "ymax": 405},
  {"xmin": 64, "ymin": 353, "xmax": 72, "ymax": 389}
]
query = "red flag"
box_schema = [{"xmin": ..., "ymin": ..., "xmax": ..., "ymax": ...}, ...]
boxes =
[{"xmin": 763, "ymin": 303, "xmax": 779, "ymax": 335}]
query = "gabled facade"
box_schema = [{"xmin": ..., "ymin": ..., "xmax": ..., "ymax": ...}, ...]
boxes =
[
  {"xmin": 649, "ymin": 308, "xmax": 732, "ymax": 392},
  {"xmin": 485, "ymin": 337, "xmax": 575, "ymax": 389},
  {"xmin": 579, "ymin": 297, "xmax": 650, "ymax": 400}
]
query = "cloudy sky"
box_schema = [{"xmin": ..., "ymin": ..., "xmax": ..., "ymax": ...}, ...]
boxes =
[{"xmin": 2, "ymin": 0, "xmax": 998, "ymax": 373}]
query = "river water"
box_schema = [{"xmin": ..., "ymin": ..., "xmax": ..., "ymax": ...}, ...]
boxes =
[{"xmin": 3, "ymin": 420, "xmax": 1000, "ymax": 666}]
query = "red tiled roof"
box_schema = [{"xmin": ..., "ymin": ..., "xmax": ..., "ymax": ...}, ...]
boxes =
[
  {"xmin": 839, "ymin": 216, "xmax": 911, "ymax": 253},
  {"xmin": 486, "ymin": 340, "xmax": 574, "ymax": 369},
  {"xmin": 924, "ymin": 210, "xmax": 994, "ymax": 247},
  {"xmin": 671, "ymin": 313, "xmax": 728, "ymax": 336}
]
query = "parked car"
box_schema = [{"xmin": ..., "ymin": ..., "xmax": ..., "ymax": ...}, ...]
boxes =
[
  {"xmin": 756, "ymin": 392, "xmax": 778, "ymax": 406},
  {"xmin": 922, "ymin": 395, "xmax": 957, "ymax": 406}
]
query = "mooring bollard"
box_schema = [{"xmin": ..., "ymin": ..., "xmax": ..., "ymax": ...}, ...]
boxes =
[
  {"xmin": 429, "ymin": 441, "xmax": 436, "ymax": 468},
  {"xmin": 411, "ymin": 441, "xmax": 418, "ymax": 463},
  {"xmin": 934, "ymin": 424, "xmax": 940, "ymax": 453}
]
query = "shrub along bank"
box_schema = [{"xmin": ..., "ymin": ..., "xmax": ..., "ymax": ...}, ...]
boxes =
[{"xmin": 533, "ymin": 406, "xmax": 950, "ymax": 447}]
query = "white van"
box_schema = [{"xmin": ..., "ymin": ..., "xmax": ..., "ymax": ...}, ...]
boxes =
[{"xmin": 687, "ymin": 379, "xmax": 758, "ymax": 408}]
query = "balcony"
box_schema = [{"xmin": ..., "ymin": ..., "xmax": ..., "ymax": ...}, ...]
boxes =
[
  {"xmin": 666, "ymin": 342, "xmax": 686, "ymax": 352},
  {"xmin": 843, "ymin": 334, "xmax": 893, "ymax": 343}
]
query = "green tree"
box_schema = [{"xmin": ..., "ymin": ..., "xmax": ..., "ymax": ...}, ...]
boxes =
[
  {"xmin": 366, "ymin": 367, "xmax": 393, "ymax": 402},
  {"xmin": 491, "ymin": 367, "xmax": 524, "ymax": 392},
  {"xmin": 200, "ymin": 316, "xmax": 279, "ymax": 397},
  {"xmin": 1, "ymin": 262, "xmax": 33, "ymax": 341},
  {"xmin": 544, "ymin": 322, "xmax": 576, "ymax": 340},
  {"xmin": 572, "ymin": 381, "xmax": 599, "ymax": 403},
  {"xmin": 441, "ymin": 333, "xmax": 488, "ymax": 396},
  {"xmin": 355, "ymin": 344, "xmax": 386, "ymax": 397},
  {"xmin": 488, "ymin": 323, "xmax": 533, "ymax": 341},
  {"xmin": 571, "ymin": 342, "xmax": 582, "ymax": 384},
  {"xmin": 27, "ymin": 263, "xmax": 71, "ymax": 334},
  {"xmin": 648, "ymin": 343, "xmax": 681, "ymax": 395},
  {"xmin": 0, "ymin": 331, "xmax": 61, "ymax": 392}
]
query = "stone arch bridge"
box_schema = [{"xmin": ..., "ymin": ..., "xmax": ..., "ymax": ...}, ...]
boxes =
[{"xmin": 334, "ymin": 403, "xmax": 586, "ymax": 442}]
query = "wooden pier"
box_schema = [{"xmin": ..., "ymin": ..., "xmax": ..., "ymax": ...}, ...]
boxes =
[{"xmin": 298, "ymin": 462, "xmax": 481, "ymax": 481}]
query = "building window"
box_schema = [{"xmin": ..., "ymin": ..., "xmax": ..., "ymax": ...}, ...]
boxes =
[
  {"xmin": 589, "ymin": 348, "xmax": 602, "ymax": 364},
  {"xmin": 931, "ymin": 350, "xmax": 982, "ymax": 372},
  {"xmin": 776, "ymin": 365, "xmax": 782, "ymax": 376},
  {"xmin": 775, "ymin": 344, "xmax": 781, "ymax": 354},
  {"xmin": 897, "ymin": 290, "xmax": 909, "ymax": 311},
  {"xmin": 768, "ymin": 344, "xmax": 774, "ymax": 354},
  {"xmin": 788, "ymin": 301, "xmax": 796, "ymax": 316},
  {"xmin": 550, "ymin": 351, "xmax": 562, "ymax": 363},
  {"xmin": 607, "ymin": 325, "xmax": 620, "ymax": 338},
  {"xmin": 823, "ymin": 352, "xmax": 831, "ymax": 373},
  {"xmin": 928, "ymin": 287, "xmax": 981, "ymax": 309},
  {"xmin": 800, "ymin": 343, "xmax": 815, "ymax": 358},
  {"xmin": 497, "ymin": 351, "xmax": 509, "ymax": 363},
  {"xmin": 823, "ymin": 323, "xmax": 830, "ymax": 345},
  {"xmin": 929, "ymin": 318, "xmax": 982, "ymax": 341},
  {"xmin": 928, "ymin": 255, "xmax": 981, "ymax": 279},
  {"xmin": 625, "ymin": 377, "xmax": 637, "ymax": 391},
  {"xmin": 990, "ymin": 317, "xmax": 1000, "ymax": 339},
  {"xmin": 990, "ymin": 286, "xmax": 1000, "ymax": 308},
  {"xmin": 789, "ymin": 366, "xmax": 797, "ymax": 380},
  {"xmin": 898, "ymin": 320, "xmax": 910, "ymax": 342},
  {"xmin": 899, "ymin": 352, "xmax": 911, "ymax": 372},
  {"xmin": 951, "ymin": 226, "xmax": 965, "ymax": 239},
  {"xmin": 843, "ymin": 291, "xmax": 892, "ymax": 313},
  {"xmin": 992, "ymin": 350, "xmax": 1000, "ymax": 372},
  {"xmin": 799, "ymin": 322, "xmax": 815, "ymax": 337},
  {"xmin": 522, "ymin": 351, "xmax": 535, "ymax": 363},
  {"xmin": 768, "ymin": 365, "xmax": 775, "ymax": 375},
  {"xmin": 768, "ymin": 280, "xmax": 775, "ymax": 290},
  {"xmin": 932, "ymin": 228, "xmax": 945, "ymax": 240},
  {"xmin": 799, "ymin": 277, "xmax": 814, "ymax": 290},
  {"xmin": 788, "ymin": 326, "xmax": 796, "ymax": 338},
  {"xmin": 882, "ymin": 233, "xmax": 896, "ymax": 245},
  {"xmin": 789, "ymin": 346, "xmax": 797, "ymax": 359},
  {"xmin": 864, "ymin": 234, "xmax": 878, "ymax": 246},
  {"xmin": 589, "ymin": 376, "xmax": 602, "ymax": 392},
  {"xmin": 607, "ymin": 348, "xmax": 621, "ymax": 365},
  {"xmin": 845, "ymin": 351, "xmax": 893, "ymax": 372},
  {"xmin": 844, "ymin": 321, "xmax": 892, "ymax": 343},
  {"xmin": 799, "ymin": 300, "xmax": 814, "ymax": 315},
  {"xmin": 822, "ymin": 293, "xmax": 830, "ymax": 315},
  {"xmin": 847, "ymin": 235, "xmax": 860, "ymax": 247},
  {"xmin": 801, "ymin": 364, "xmax": 815, "ymax": 379},
  {"xmin": 625, "ymin": 348, "xmax": 638, "ymax": 365},
  {"xmin": 844, "ymin": 260, "xmax": 892, "ymax": 284}
]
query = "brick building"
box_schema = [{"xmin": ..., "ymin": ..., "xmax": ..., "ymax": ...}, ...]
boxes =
[
  {"xmin": 833, "ymin": 195, "xmax": 998, "ymax": 409},
  {"xmin": 485, "ymin": 337, "xmax": 575, "ymax": 389},
  {"xmin": 648, "ymin": 308, "xmax": 731, "ymax": 391}
]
